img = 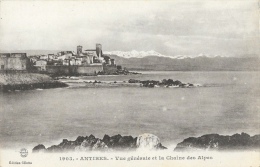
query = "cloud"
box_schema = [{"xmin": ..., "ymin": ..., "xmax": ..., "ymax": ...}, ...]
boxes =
[
  {"xmin": 0, "ymin": 0, "xmax": 259, "ymax": 56},
  {"xmin": 109, "ymin": 1, "xmax": 258, "ymax": 39}
]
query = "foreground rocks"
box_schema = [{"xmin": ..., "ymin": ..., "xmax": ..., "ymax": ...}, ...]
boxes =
[
  {"xmin": 136, "ymin": 133, "xmax": 167, "ymax": 150},
  {"xmin": 174, "ymin": 133, "xmax": 260, "ymax": 151},
  {"xmin": 33, "ymin": 132, "xmax": 260, "ymax": 153},
  {"xmin": 32, "ymin": 133, "xmax": 167, "ymax": 153}
]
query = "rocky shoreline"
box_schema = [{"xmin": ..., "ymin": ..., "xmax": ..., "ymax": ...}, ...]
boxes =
[
  {"xmin": 1, "ymin": 81, "xmax": 68, "ymax": 92},
  {"xmin": 60, "ymin": 78, "xmax": 201, "ymax": 89},
  {"xmin": 0, "ymin": 73, "xmax": 68, "ymax": 92},
  {"xmin": 32, "ymin": 133, "xmax": 260, "ymax": 153},
  {"xmin": 128, "ymin": 79, "xmax": 200, "ymax": 88}
]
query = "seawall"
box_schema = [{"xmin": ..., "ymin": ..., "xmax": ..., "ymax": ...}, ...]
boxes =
[{"xmin": 46, "ymin": 65, "xmax": 103, "ymax": 75}]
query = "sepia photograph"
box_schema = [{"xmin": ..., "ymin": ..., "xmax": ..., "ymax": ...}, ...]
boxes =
[{"xmin": 0, "ymin": 0, "xmax": 259, "ymax": 166}]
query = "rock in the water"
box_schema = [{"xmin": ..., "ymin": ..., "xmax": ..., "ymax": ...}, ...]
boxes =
[
  {"xmin": 75, "ymin": 136, "xmax": 85, "ymax": 144},
  {"xmin": 47, "ymin": 145, "xmax": 62, "ymax": 152},
  {"xmin": 57, "ymin": 139, "xmax": 77, "ymax": 151},
  {"xmin": 106, "ymin": 134, "xmax": 122, "ymax": 147},
  {"xmin": 174, "ymin": 132, "xmax": 260, "ymax": 151},
  {"xmin": 118, "ymin": 136, "xmax": 136, "ymax": 148},
  {"xmin": 32, "ymin": 144, "xmax": 46, "ymax": 153},
  {"xmin": 92, "ymin": 139, "xmax": 109, "ymax": 151},
  {"xmin": 102, "ymin": 134, "xmax": 111, "ymax": 144},
  {"xmin": 76, "ymin": 135, "xmax": 98, "ymax": 151},
  {"xmin": 157, "ymin": 143, "xmax": 168, "ymax": 150},
  {"xmin": 136, "ymin": 133, "xmax": 166, "ymax": 150},
  {"xmin": 102, "ymin": 134, "xmax": 137, "ymax": 150}
]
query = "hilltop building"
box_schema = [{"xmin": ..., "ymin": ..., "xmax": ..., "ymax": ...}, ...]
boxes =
[
  {"xmin": 77, "ymin": 45, "xmax": 83, "ymax": 55},
  {"xmin": 0, "ymin": 43, "xmax": 119, "ymax": 75},
  {"xmin": 80, "ymin": 44, "xmax": 104, "ymax": 64},
  {"xmin": 96, "ymin": 43, "xmax": 102, "ymax": 57},
  {"xmin": 26, "ymin": 43, "xmax": 118, "ymax": 75}
]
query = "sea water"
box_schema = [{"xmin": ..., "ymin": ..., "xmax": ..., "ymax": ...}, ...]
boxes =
[{"xmin": 0, "ymin": 71, "xmax": 259, "ymax": 150}]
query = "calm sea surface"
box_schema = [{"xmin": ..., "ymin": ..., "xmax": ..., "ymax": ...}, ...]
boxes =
[{"xmin": 0, "ymin": 71, "xmax": 259, "ymax": 149}]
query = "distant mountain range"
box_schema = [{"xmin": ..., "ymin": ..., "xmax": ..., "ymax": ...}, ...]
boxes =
[
  {"xmin": 1, "ymin": 50, "xmax": 259, "ymax": 71},
  {"xmin": 103, "ymin": 51, "xmax": 260, "ymax": 71},
  {"xmin": 104, "ymin": 50, "xmax": 226, "ymax": 59}
]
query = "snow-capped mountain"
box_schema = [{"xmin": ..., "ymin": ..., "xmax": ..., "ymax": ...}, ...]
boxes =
[
  {"xmin": 103, "ymin": 50, "xmax": 226, "ymax": 59},
  {"xmin": 105, "ymin": 52, "xmax": 259, "ymax": 71},
  {"xmin": 104, "ymin": 50, "xmax": 170, "ymax": 59}
]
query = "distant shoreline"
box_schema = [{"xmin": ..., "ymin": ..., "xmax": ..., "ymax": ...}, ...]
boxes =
[{"xmin": 125, "ymin": 69, "xmax": 260, "ymax": 72}]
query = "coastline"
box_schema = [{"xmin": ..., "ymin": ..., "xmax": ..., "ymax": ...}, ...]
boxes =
[
  {"xmin": 0, "ymin": 72, "xmax": 68, "ymax": 92},
  {"xmin": 58, "ymin": 77, "xmax": 201, "ymax": 89}
]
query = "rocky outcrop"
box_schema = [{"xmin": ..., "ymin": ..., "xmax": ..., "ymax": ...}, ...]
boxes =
[
  {"xmin": 32, "ymin": 133, "xmax": 166, "ymax": 153},
  {"xmin": 128, "ymin": 78, "xmax": 199, "ymax": 88},
  {"xmin": 0, "ymin": 73, "xmax": 68, "ymax": 92},
  {"xmin": 92, "ymin": 139, "xmax": 109, "ymax": 151},
  {"xmin": 174, "ymin": 133, "xmax": 260, "ymax": 151},
  {"xmin": 1, "ymin": 81, "xmax": 68, "ymax": 92},
  {"xmin": 75, "ymin": 134, "xmax": 99, "ymax": 152},
  {"xmin": 32, "ymin": 144, "xmax": 46, "ymax": 153},
  {"xmin": 136, "ymin": 133, "xmax": 167, "ymax": 150}
]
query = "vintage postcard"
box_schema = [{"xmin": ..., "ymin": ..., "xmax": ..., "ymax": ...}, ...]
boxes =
[{"xmin": 0, "ymin": 0, "xmax": 259, "ymax": 167}]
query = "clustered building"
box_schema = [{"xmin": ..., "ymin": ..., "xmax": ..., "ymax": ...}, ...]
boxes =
[
  {"xmin": 33, "ymin": 44, "xmax": 115, "ymax": 71},
  {"xmin": 0, "ymin": 43, "xmax": 118, "ymax": 75}
]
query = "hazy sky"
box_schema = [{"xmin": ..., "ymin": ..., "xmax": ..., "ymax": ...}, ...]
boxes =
[{"xmin": 0, "ymin": 0, "xmax": 259, "ymax": 57}]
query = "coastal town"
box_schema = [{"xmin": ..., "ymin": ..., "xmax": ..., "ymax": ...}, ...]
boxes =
[
  {"xmin": 0, "ymin": 43, "xmax": 200, "ymax": 92},
  {"xmin": 0, "ymin": 44, "xmax": 128, "ymax": 76}
]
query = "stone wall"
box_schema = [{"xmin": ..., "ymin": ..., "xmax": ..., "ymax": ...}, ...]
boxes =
[
  {"xmin": 46, "ymin": 65, "xmax": 103, "ymax": 75},
  {"xmin": 77, "ymin": 65, "xmax": 103, "ymax": 75},
  {"xmin": 46, "ymin": 66, "xmax": 77, "ymax": 75}
]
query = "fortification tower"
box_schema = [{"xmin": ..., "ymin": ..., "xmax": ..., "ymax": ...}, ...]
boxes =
[
  {"xmin": 96, "ymin": 44, "xmax": 102, "ymax": 58},
  {"xmin": 77, "ymin": 45, "xmax": 83, "ymax": 55}
]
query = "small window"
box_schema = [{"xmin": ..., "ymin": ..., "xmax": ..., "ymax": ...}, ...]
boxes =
[{"xmin": 1, "ymin": 65, "xmax": 4, "ymax": 70}]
